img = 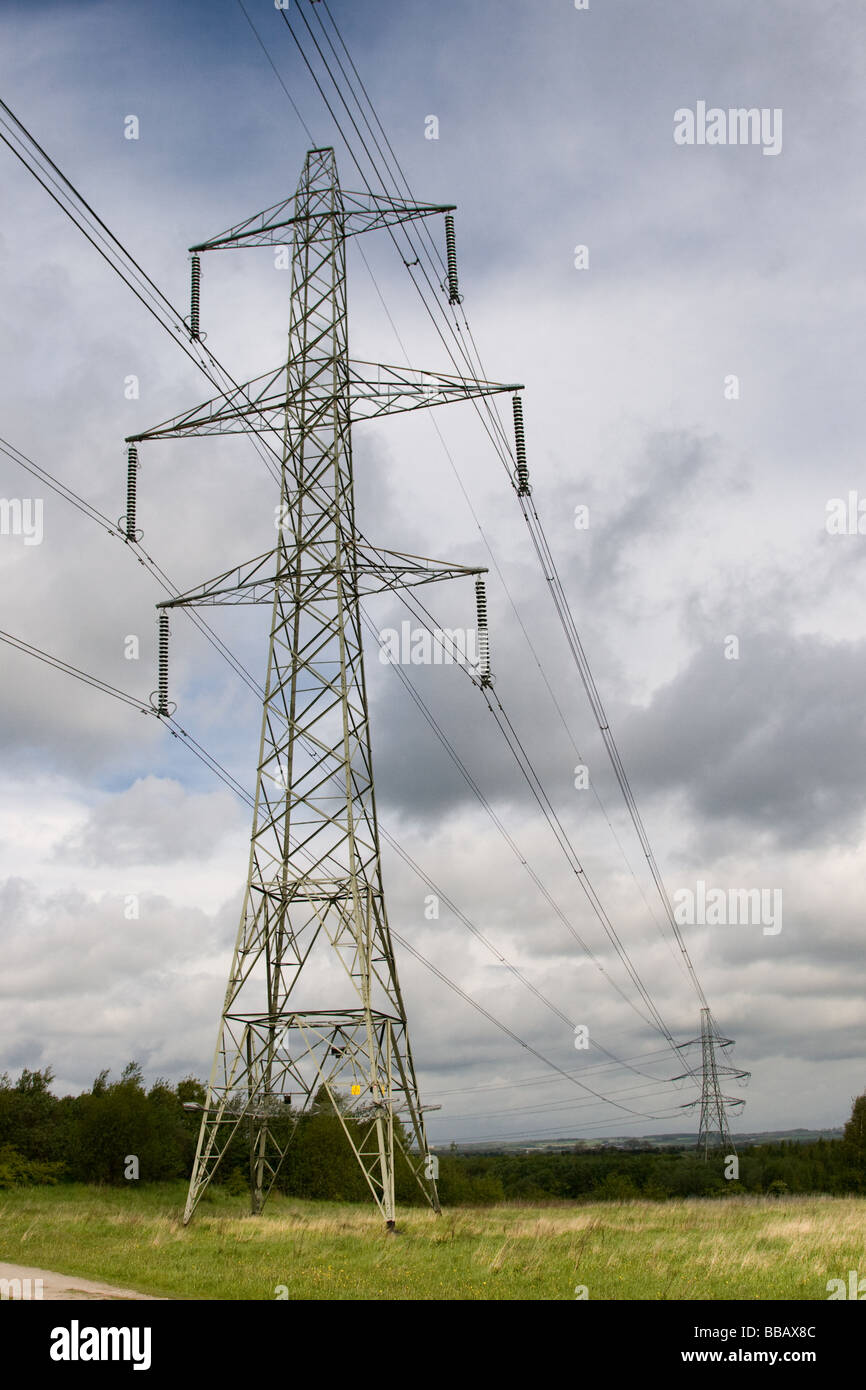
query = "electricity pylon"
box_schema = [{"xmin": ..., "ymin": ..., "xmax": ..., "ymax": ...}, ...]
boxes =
[
  {"xmin": 127, "ymin": 147, "xmax": 521, "ymax": 1226},
  {"xmin": 675, "ymin": 1007, "xmax": 749, "ymax": 1158}
]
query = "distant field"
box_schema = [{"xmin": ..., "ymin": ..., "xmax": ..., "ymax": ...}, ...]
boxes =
[{"xmin": 1, "ymin": 1184, "xmax": 865, "ymax": 1300}]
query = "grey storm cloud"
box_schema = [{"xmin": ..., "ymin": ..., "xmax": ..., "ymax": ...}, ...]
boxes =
[
  {"xmin": 52, "ymin": 776, "xmax": 247, "ymax": 866},
  {"xmin": 619, "ymin": 627, "xmax": 866, "ymax": 849}
]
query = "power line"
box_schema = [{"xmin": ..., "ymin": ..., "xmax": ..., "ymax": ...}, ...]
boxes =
[
  {"xmin": 390, "ymin": 929, "xmax": 677, "ymax": 1121},
  {"xmin": 426, "ymin": 1044, "xmax": 694, "ymax": 1099},
  {"xmin": 0, "ymin": 628, "xmax": 150, "ymax": 714},
  {"xmin": 0, "ymin": 627, "xmax": 251, "ymax": 806},
  {"xmin": 279, "ymin": 3, "xmax": 714, "ymax": 1014},
  {"xmin": 366, "ymin": 612, "xmax": 675, "ymax": 1068},
  {"xmin": 236, "ymin": 0, "xmax": 317, "ymax": 145},
  {"xmin": 451, "ymin": 1107, "xmax": 691, "ymax": 1146},
  {"xmin": 386, "ymin": 583, "xmax": 693, "ymax": 1067},
  {"xmin": 445, "ymin": 1079, "xmax": 696, "ymax": 1126}
]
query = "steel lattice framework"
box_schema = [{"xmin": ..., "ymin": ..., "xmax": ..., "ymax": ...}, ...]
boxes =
[
  {"xmin": 675, "ymin": 1008, "xmax": 749, "ymax": 1159},
  {"xmin": 130, "ymin": 148, "xmax": 521, "ymax": 1226}
]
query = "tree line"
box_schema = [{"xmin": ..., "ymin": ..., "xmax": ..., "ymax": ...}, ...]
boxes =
[{"xmin": 1, "ymin": 1064, "xmax": 865, "ymax": 1205}]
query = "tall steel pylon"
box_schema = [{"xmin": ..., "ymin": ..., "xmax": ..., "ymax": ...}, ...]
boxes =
[
  {"xmin": 675, "ymin": 1007, "xmax": 749, "ymax": 1159},
  {"xmin": 127, "ymin": 148, "xmax": 521, "ymax": 1226}
]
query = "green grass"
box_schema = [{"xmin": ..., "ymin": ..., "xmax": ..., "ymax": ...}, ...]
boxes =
[{"xmin": 2, "ymin": 1184, "xmax": 865, "ymax": 1300}]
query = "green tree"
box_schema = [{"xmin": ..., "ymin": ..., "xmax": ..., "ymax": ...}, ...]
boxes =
[
  {"xmin": 843, "ymin": 1092, "xmax": 866, "ymax": 1162},
  {"xmin": 0, "ymin": 1067, "xmax": 61, "ymax": 1164}
]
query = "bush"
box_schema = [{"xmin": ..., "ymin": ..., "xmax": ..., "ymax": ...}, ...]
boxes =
[{"xmin": 0, "ymin": 1143, "xmax": 65, "ymax": 1188}]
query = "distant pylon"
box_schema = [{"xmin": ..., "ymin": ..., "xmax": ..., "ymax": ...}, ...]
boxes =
[
  {"xmin": 127, "ymin": 148, "xmax": 522, "ymax": 1226},
  {"xmin": 675, "ymin": 1007, "xmax": 749, "ymax": 1158}
]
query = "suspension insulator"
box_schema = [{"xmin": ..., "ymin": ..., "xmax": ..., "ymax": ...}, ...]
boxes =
[
  {"xmin": 512, "ymin": 396, "xmax": 531, "ymax": 496},
  {"xmin": 189, "ymin": 254, "xmax": 201, "ymax": 340},
  {"xmin": 157, "ymin": 613, "xmax": 170, "ymax": 716},
  {"xmin": 444, "ymin": 213, "xmax": 462, "ymax": 306},
  {"xmin": 123, "ymin": 445, "xmax": 140, "ymax": 541},
  {"xmin": 475, "ymin": 578, "xmax": 491, "ymax": 688}
]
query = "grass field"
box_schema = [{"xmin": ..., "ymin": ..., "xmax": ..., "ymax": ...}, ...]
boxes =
[{"xmin": 2, "ymin": 1184, "xmax": 865, "ymax": 1300}]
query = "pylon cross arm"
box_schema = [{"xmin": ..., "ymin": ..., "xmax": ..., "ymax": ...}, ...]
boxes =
[
  {"xmin": 189, "ymin": 190, "xmax": 457, "ymax": 252},
  {"xmin": 157, "ymin": 548, "xmax": 278, "ymax": 609},
  {"xmin": 681, "ymin": 1096, "xmax": 746, "ymax": 1111},
  {"xmin": 349, "ymin": 362, "xmax": 524, "ymax": 421},
  {"xmin": 125, "ymin": 362, "xmax": 287, "ymax": 443},
  {"xmin": 126, "ymin": 363, "xmax": 523, "ymax": 443},
  {"xmin": 157, "ymin": 544, "xmax": 487, "ymax": 610}
]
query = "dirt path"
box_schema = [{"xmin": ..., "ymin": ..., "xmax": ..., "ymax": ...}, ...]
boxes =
[{"xmin": 0, "ymin": 1260, "xmax": 164, "ymax": 1301}]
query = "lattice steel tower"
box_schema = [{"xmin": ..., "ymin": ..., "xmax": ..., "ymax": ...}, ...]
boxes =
[
  {"xmin": 128, "ymin": 148, "xmax": 520, "ymax": 1226},
  {"xmin": 676, "ymin": 1008, "xmax": 749, "ymax": 1159}
]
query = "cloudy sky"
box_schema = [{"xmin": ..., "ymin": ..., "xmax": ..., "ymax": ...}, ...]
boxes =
[{"xmin": 0, "ymin": 0, "xmax": 864, "ymax": 1147}]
